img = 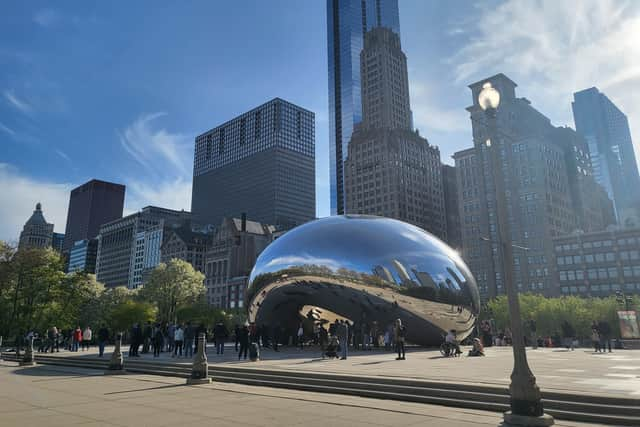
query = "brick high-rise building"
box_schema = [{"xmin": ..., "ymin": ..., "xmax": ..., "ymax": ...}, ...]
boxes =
[
  {"xmin": 63, "ymin": 179, "xmax": 125, "ymax": 253},
  {"xmin": 344, "ymin": 27, "xmax": 445, "ymax": 239}
]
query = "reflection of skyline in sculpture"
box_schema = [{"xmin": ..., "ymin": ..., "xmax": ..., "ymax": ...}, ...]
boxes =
[{"xmin": 247, "ymin": 215, "xmax": 480, "ymax": 346}]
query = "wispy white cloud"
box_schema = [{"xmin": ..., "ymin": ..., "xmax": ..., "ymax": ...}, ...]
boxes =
[
  {"xmin": 4, "ymin": 90, "xmax": 33, "ymax": 114},
  {"xmin": 117, "ymin": 113, "xmax": 193, "ymax": 214},
  {"xmin": 33, "ymin": 9, "xmax": 61, "ymax": 28},
  {"xmin": 449, "ymin": 0, "xmax": 640, "ymax": 159},
  {"xmin": 55, "ymin": 149, "xmax": 71, "ymax": 163},
  {"xmin": 0, "ymin": 121, "xmax": 16, "ymax": 137},
  {"xmin": 123, "ymin": 177, "xmax": 192, "ymax": 216},
  {"xmin": 0, "ymin": 164, "xmax": 73, "ymax": 242},
  {"xmin": 409, "ymin": 81, "xmax": 468, "ymax": 133},
  {"xmin": 118, "ymin": 113, "xmax": 191, "ymax": 177}
]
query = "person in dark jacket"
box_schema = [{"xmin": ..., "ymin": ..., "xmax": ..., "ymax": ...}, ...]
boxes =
[
  {"xmin": 153, "ymin": 324, "xmax": 164, "ymax": 357},
  {"xmin": 97, "ymin": 325, "xmax": 109, "ymax": 357},
  {"xmin": 598, "ymin": 320, "xmax": 612, "ymax": 353},
  {"xmin": 238, "ymin": 323, "xmax": 250, "ymax": 360},
  {"xmin": 142, "ymin": 322, "xmax": 152, "ymax": 354},
  {"xmin": 234, "ymin": 324, "xmax": 240, "ymax": 352},
  {"xmin": 184, "ymin": 322, "xmax": 195, "ymax": 358},
  {"xmin": 213, "ymin": 322, "xmax": 229, "ymax": 355}
]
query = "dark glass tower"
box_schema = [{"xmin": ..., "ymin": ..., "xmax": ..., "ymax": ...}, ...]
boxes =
[
  {"xmin": 327, "ymin": 0, "xmax": 400, "ymax": 214},
  {"xmin": 572, "ymin": 88, "xmax": 640, "ymax": 224},
  {"xmin": 63, "ymin": 179, "xmax": 125, "ymax": 252},
  {"xmin": 191, "ymin": 98, "xmax": 315, "ymax": 230}
]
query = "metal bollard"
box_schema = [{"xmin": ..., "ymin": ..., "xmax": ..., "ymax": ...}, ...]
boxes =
[
  {"xmin": 19, "ymin": 336, "xmax": 36, "ymax": 366},
  {"xmin": 105, "ymin": 333, "xmax": 126, "ymax": 375},
  {"xmin": 187, "ymin": 332, "xmax": 212, "ymax": 384}
]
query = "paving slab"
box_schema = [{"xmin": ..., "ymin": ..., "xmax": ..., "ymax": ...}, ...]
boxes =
[
  {"xmin": 0, "ymin": 363, "xmax": 603, "ymax": 427},
  {"xmin": 22, "ymin": 343, "xmax": 640, "ymax": 398}
]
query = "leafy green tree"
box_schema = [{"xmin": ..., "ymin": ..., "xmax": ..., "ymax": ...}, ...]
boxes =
[
  {"xmin": 486, "ymin": 293, "xmax": 629, "ymax": 339},
  {"xmin": 109, "ymin": 300, "xmax": 156, "ymax": 333},
  {"xmin": 139, "ymin": 259, "xmax": 205, "ymax": 323},
  {"xmin": 2, "ymin": 247, "xmax": 65, "ymax": 336}
]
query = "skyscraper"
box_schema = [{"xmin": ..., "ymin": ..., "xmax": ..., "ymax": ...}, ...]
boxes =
[
  {"xmin": 63, "ymin": 179, "xmax": 125, "ymax": 253},
  {"xmin": 191, "ymin": 98, "xmax": 315, "ymax": 230},
  {"xmin": 95, "ymin": 206, "xmax": 191, "ymax": 288},
  {"xmin": 456, "ymin": 74, "xmax": 611, "ymax": 301},
  {"xmin": 344, "ymin": 27, "xmax": 445, "ymax": 239},
  {"xmin": 572, "ymin": 88, "xmax": 640, "ymax": 225},
  {"xmin": 327, "ymin": 0, "xmax": 400, "ymax": 214},
  {"xmin": 18, "ymin": 203, "xmax": 54, "ymax": 250}
]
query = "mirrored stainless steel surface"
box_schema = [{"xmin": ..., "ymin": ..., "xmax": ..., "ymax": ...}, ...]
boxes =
[{"xmin": 247, "ymin": 215, "xmax": 480, "ymax": 346}]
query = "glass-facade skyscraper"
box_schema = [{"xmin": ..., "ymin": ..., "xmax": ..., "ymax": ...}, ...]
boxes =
[
  {"xmin": 326, "ymin": 0, "xmax": 400, "ymax": 214},
  {"xmin": 572, "ymin": 88, "xmax": 640, "ymax": 224}
]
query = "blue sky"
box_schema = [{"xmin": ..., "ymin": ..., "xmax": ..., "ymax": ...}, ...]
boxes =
[{"xmin": 1, "ymin": 0, "xmax": 639, "ymax": 242}]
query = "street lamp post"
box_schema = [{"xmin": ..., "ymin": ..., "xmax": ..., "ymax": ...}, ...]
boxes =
[{"xmin": 477, "ymin": 82, "xmax": 554, "ymax": 426}]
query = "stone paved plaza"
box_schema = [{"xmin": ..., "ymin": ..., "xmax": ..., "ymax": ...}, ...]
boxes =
[
  {"xmin": 28, "ymin": 343, "xmax": 640, "ymax": 398},
  {"xmin": 0, "ymin": 363, "xmax": 602, "ymax": 427}
]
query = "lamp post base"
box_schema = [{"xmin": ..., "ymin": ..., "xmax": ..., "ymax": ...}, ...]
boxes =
[
  {"xmin": 503, "ymin": 411, "xmax": 554, "ymax": 426},
  {"xmin": 186, "ymin": 377, "xmax": 212, "ymax": 385}
]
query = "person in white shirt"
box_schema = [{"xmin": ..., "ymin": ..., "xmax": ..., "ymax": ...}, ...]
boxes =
[
  {"xmin": 445, "ymin": 329, "xmax": 461, "ymax": 356},
  {"xmin": 173, "ymin": 325, "xmax": 184, "ymax": 357},
  {"xmin": 82, "ymin": 327, "xmax": 92, "ymax": 351}
]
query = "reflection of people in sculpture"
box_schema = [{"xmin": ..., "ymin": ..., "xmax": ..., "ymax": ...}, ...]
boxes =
[{"xmin": 468, "ymin": 338, "xmax": 484, "ymax": 357}]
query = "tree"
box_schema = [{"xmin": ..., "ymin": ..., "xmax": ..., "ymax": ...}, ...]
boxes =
[
  {"xmin": 139, "ymin": 259, "xmax": 205, "ymax": 323},
  {"xmin": 1, "ymin": 247, "xmax": 65, "ymax": 336},
  {"xmin": 109, "ymin": 300, "xmax": 156, "ymax": 334},
  {"xmin": 486, "ymin": 293, "xmax": 630, "ymax": 339}
]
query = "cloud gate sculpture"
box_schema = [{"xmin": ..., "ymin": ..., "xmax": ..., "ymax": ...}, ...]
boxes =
[{"xmin": 247, "ymin": 215, "xmax": 480, "ymax": 346}]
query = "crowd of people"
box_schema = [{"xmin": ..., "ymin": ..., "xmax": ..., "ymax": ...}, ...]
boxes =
[{"xmin": 12, "ymin": 315, "xmax": 624, "ymax": 362}]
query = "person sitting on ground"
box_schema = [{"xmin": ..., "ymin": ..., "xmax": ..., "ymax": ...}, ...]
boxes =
[
  {"xmin": 468, "ymin": 338, "xmax": 484, "ymax": 356},
  {"xmin": 445, "ymin": 329, "xmax": 462, "ymax": 356}
]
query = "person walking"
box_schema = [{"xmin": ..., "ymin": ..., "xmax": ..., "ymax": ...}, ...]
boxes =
[
  {"xmin": 97, "ymin": 325, "xmax": 109, "ymax": 357},
  {"xmin": 238, "ymin": 323, "xmax": 250, "ymax": 360},
  {"xmin": 48, "ymin": 326, "xmax": 59, "ymax": 353},
  {"xmin": 142, "ymin": 322, "xmax": 152, "ymax": 354},
  {"xmin": 561, "ymin": 320, "xmax": 575, "ymax": 351},
  {"xmin": 166, "ymin": 323, "xmax": 176, "ymax": 353},
  {"xmin": 184, "ymin": 322, "xmax": 194, "ymax": 358},
  {"xmin": 234, "ymin": 324, "xmax": 240, "ymax": 352},
  {"xmin": 338, "ymin": 320, "xmax": 349, "ymax": 360},
  {"xmin": 173, "ymin": 324, "xmax": 184, "ymax": 357},
  {"xmin": 529, "ymin": 319, "xmax": 538, "ymax": 349},
  {"xmin": 272, "ymin": 323, "xmax": 281, "ymax": 352},
  {"xmin": 598, "ymin": 320, "xmax": 612, "ymax": 353},
  {"xmin": 213, "ymin": 321, "xmax": 229, "ymax": 355},
  {"xmin": 82, "ymin": 326, "xmax": 92, "ymax": 351},
  {"xmin": 153, "ymin": 324, "xmax": 163, "ymax": 358},
  {"xmin": 319, "ymin": 323, "xmax": 329, "ymax": 359},
  {"xmin": 591, "ymin": 321, "xmax": 601, "ymax": 352},
  {"xmin": 394, "ymin": 319, "xmax": 406, "ymax": 360},
  {"xmin": 297, "ymin": 323, "xmax": 304, "ymax": 350},
  {"xmin": 73, "ymin": 326, "xmax": 82, "ymax": 352}
]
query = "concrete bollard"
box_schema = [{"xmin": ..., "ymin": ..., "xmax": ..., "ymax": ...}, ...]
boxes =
[
  {"xmin": 104, "ymin": 333, "xmax": 126, "ymax": 375},
  {"xmin": 19, "ymin": 336, "xmax": 36, "ymax": 366},
  {"xmin": 187, "ymin": 332, "xmax": 212, "ymax": 385}
]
